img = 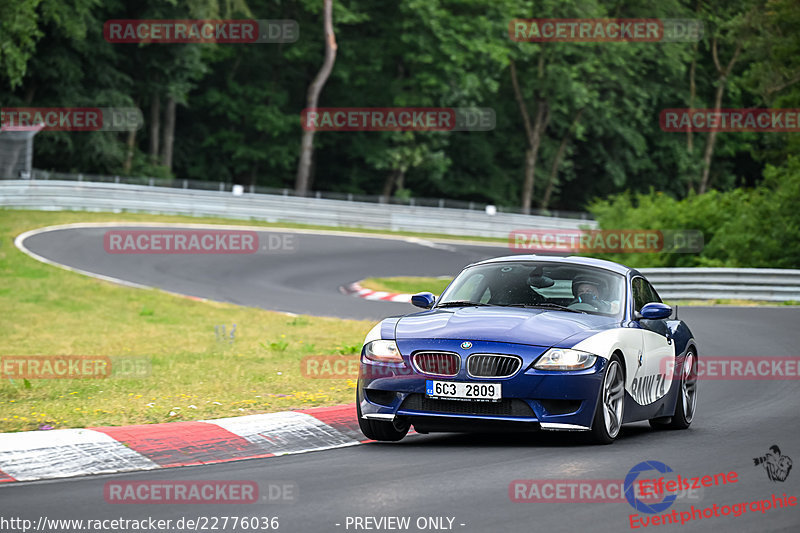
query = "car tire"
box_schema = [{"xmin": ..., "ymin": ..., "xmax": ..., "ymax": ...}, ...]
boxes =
[
  {"xmin": 589, "ymin": 355, "xmax": 625, "ymax": 445},
  {"xmin": 650, "ymin": 349, "xmax": 697, "ymax": 430},
  {"xmin": 356, "ymin": 396, "xmax": 410, "ymax": 442}
]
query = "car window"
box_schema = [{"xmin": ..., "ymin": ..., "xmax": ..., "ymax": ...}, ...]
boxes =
[
  {"xmin": 447, "ymin": 272, "xmax": 485, "ymax": 301},
  {"xmin": 479, "ymin": 287, "xmax": 491, "ymax": 303},
  {"xmin": 534, "ymin": 279, "xmax": 574, "ymax": 299},
  {"xmin": 644, "ymin": 280, "xmax": 662, "ymax": 304},
  {"xmin": 632, "ymin": 277, "xmax": 649, "ymax": 312},
  {"xmin": 438, "ymin": 261, "xmax": 625, "ymax": 317}
]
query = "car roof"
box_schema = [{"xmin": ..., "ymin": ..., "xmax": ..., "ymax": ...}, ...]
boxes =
[{"xmin": 470, "ymin": 255, "xmax": 634, "ymax": 276}]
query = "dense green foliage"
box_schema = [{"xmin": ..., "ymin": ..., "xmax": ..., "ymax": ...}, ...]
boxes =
[
  {"xmin": 589, "ymin": 156, "xmax": 800, "ymax": 268},
  {"xmin": 1, "ymin": 0, "xmax": 798, "ymax": 224}
]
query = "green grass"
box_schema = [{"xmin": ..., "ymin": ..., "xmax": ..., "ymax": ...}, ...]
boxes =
[
  {"xmin": 0, "ymin": 209, "xmax": 374, "ymax": 432},
  {"xmin": 360, "ymin": 276, "xmax": 454, "ymax": 295}
]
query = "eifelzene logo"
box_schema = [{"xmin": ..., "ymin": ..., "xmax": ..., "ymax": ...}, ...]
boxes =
[{"xmin": 754, "ymin": 445, "xmax": 793, "ymax": 482}]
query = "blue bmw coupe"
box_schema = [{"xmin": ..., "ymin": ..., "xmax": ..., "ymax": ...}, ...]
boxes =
[{"xmin": 357, "ymin": 256, "xmax": 698, "ymax": 444}]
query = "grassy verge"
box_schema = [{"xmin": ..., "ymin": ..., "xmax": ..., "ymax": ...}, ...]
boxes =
[
  {"xmin": 360, "ymin": 276, "xmax": 453, "ymax": 295},
  {"xmin": 0, "ymin": 209, "xmax": 377, "ymax": 432}
]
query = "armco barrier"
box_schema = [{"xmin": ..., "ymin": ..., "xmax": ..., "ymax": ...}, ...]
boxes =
[
  {"xmin": 0, "ymin": 179, "xmax": 594, "ymax": 238},
  {"xmin": 640, "ymin": 268, "xmax": 800, "ymax": 302}
]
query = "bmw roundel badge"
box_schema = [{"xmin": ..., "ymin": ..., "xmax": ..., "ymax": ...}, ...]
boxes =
[{"xmin": 461, "ymin": 341, "xmax": 472, "ymax": 349}]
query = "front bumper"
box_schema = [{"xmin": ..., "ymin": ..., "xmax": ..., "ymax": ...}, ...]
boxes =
[{"xmin": 358, "ymin": 339, "xmax": 607, "ymax": 432}]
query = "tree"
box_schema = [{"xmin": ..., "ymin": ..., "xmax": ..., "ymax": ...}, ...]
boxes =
[
  {"xmin": 696, "ymin": 1, "xmax": 757, "ymax": 194},
  {"xmin": 295, "ymin": 0, "xmax": 337, "ymax": 195},
  {"xmin": 0, "ymin": 0, "xmax": 97, "ymax": 89}
]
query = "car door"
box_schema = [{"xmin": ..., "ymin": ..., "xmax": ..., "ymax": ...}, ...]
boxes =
[{"xmin": 631, "ymin": 277, "xmax": 674, "ymax": 405}]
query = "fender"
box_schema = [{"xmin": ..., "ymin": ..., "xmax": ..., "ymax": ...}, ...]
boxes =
[
  {"xmin": 623, "ymin": 336, "xmax": 696, "ymax": 422},
  {"xmin": 569, "ymin": 326, "xmax": 642, "ymax": 393},
  {"xmin": 668, "ymin": 321, "xmax": 695, "ymax": 357}
]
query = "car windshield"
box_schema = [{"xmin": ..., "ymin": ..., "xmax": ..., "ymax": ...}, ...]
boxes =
[{"xmin": 437, "ymin": 261, "xmax": 625, "ymax": 317}]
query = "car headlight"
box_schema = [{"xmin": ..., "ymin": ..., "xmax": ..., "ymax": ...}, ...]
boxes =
[
  {"xmin": 533, "ymin": 348, "xmax": 597, "ymax": 371},
  {"xmin": 364, "ymin": 340, "xmax": 403, "ymax": 363}
]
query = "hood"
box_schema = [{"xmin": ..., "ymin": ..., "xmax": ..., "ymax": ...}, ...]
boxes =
[{"xmin": 394, "ymin": 307, "xmax": 618, "ymax": 348}]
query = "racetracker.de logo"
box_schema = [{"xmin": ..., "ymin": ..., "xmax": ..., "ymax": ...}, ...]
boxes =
[
  {"xmin": 300, "ymin": 108, "xmax": 495, "ymax": 132},
  {"xmin": 104, "ymin": 481, "xmax": 259, "ymax": 504},
  {"xmin": 103, "ymin": 230, "xmax": 296, "ymax": 254},
  {"xmin": 509, "ymin": 19, "xmax": 703, "ymax": 42},
  {"xmin": 508, "ymin": 229, "xmax": 703, "ymax": 254},
  {"xmin": 0, "ymin": 356, "xmax": 150, "ymax": 379},
  {"xmin": 509, "ymin": 478, "xmax": 701, "ymax": 503},
  {"xmin": 301, "ymin": 355, "xmax": 413, "ymax": 379},
  {"xmin": 1, "ymin": 107, "xmax": 143, "ymax": 131},
  {"xmin": 660, "ymin": 109, "xmax": 800, "ymax": 132},
  {"xmin": 104, "ymin": 20, "xmax": 298, "ymax": 44},
  {"xmin": 1, "ymin": 356, "xmax": 110, "ymax": 379},
  {"xmin": 660, "ymin": 356, "xmax": 800, "ymax": 381}
]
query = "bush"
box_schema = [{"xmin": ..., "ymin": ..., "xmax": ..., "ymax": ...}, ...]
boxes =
[
  {"xmin": 706, "ymin": 157, "xmax": 800, "ymax": 268},
  {"xmin": 587, "ymin": 157, "xmax": 800, "ymax": 269}
]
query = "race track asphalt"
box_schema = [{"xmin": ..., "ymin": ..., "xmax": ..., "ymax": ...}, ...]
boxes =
[
  {"xmin": 18, "ymin": 225, "xmax": 505, "ymax": 320},
  {"xmin": 4, "ymin": 224, "xmax": 800, "ymax": 533}
]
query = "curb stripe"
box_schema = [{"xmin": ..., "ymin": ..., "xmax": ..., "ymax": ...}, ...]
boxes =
[
  {"xmin": 298, "ymin": 404, "xmax": 363, "ymax": 441},
  {"xmin": 340, "ymin": 282, "xmax": 412, "ymax": 303},
  {"xmin": 207, "ymin": 411, "xmax": 359, "ymax": 456},
  {"xmin": 94, "ymin": 421, "xmax": 271, "ymax": 468},
  {"xmin": 0, "ymin": 405, "xmax": 366, "ymax": 483},
  {"xmin": 0, "ymin": 429, "xmax": 159, "ymax": 481},
  {"xmin": 0, "ymin": 427, "xmax": 115, "ymax": 452}
]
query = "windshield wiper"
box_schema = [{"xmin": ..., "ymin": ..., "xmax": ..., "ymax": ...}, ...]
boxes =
[
  {"xmin": 436, "ymin": 301, "xmax": 494, "ymax": 308},
  {"xmin": 503, "ymin": 302, "xmax": 589, "ymax": 314}
]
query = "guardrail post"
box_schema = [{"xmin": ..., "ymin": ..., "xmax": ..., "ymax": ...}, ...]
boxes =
[
  {"xmin": 347, "ymin": 193, "xmax": 353, "ymax": 201},
  {"xmin": 249, "ymin": 184, "xmax": 255, "ymax": 193},
  {"xmin": 219, "ymin": 182, "xmax": 224, "ymax": 191},
  {"xmin": 282, "ymin": 189, "xmax": 288, "ymax": 196},
  {"xmin": 183, "ymin": 180, "xmax": 188, "ymax": 189},
  {"xmin": 78, "ymin": 174, "xmax": 83, "ymax": 182},
  {"xmin": 114, "ymin": 176, "xmax": 120, "ymax": 183},
  {"xmin": 439, "ymin": 199, "xmax": 444, "ymax": 208},
  {"xmin": 149, "ymin": 178, "xmax": 154, "ymax": 187}
]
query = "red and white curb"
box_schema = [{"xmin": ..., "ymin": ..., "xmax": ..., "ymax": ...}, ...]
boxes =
[
  {"xmin": 0, "ymin": 404, "xmax": 367, "ymax": 483},
  {"xmin": 340, "ymin": 281, "xmax": 413, "ymax": 303}
]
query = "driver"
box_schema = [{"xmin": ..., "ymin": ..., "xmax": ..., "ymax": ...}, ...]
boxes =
[
  {"xmin": 570, "ymin": 276, "xmax": 612, "ymax": 311},
  {"xmin": 576, "ymin": 281, "xmax": 601, "ymax": 301}
]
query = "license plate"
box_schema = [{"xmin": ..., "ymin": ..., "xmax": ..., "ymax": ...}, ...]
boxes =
[{"xmin": 426, "ymin": 380, "xmax": 501, "ymax": 402}]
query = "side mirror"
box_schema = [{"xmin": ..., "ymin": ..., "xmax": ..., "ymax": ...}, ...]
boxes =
[
  {"xmin": 411, "ymin": 292, "xmax": 435, "ymax": 309},
  {"xmin": 639, "ymin": 302, "xmax": 672, "ymax": 320}
]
